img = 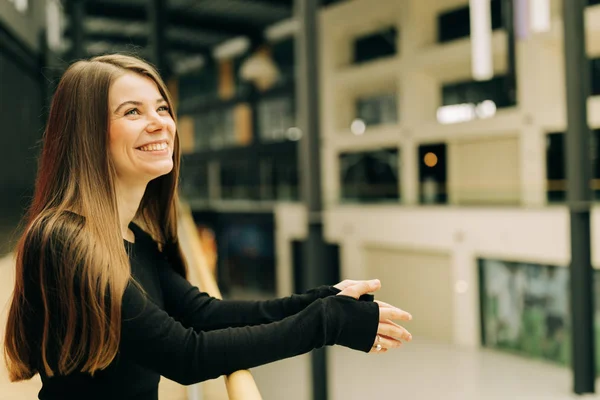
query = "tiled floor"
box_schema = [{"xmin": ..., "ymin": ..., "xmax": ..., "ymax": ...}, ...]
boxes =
[{"xmin": 250, "ymin": 339, "xmax": 600, "ymax": 400}]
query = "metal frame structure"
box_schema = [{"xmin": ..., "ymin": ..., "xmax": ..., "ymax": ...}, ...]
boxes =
[
  {"xmin": 563, "ymin": 0, "xmax": 596, "ymax": 394},
  {"xmin": 295, "ymin": 0, "xmax": 329, "ymax": 398}
]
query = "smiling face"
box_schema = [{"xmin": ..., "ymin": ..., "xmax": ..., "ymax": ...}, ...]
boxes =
[{"xmin": 108, "ymin": 72, "xmax": 176, "ymax": 186}]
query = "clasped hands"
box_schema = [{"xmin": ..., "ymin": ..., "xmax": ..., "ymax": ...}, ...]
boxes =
[{"xmin": 334, "ymin": 279, "xmax": 412, "ymax": 354}]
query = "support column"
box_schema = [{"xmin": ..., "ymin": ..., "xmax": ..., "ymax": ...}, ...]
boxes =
[
  {"xmin": 148, "ymin": 0, "xmax": 168, "ymax": 77},
  {"xmin": 295, "ymin": 1, "xmax": 329, "ymax": 400},
  {"xmin": 503, "ymin": 0, "xmax": 517, "ymax": 105},
  {"xmin": 563, "ymin": 0, "xmax": 596, "ymax": 394},
  {"xmin": 69, "ymin": 0, "xmax": 85, "ymax": 60}
]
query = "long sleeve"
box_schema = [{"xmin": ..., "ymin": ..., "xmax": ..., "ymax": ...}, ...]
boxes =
[
  {"xmin": 156, "ymin": 260, "xmax": 342, "ymax": 331},
  {"xmin": 22, "ymin": 215, "xmax": 379, "ymax": 400},
  {"xmin": 119, "ymin": 279, "xmax": 379, "ymax": 385}
]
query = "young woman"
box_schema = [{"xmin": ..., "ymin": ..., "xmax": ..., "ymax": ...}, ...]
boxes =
[{"xmin": 3, "ymin": 54, "xmax": 412, "ymax": 400}]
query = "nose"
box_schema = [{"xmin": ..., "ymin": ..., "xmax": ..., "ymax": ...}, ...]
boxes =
[{"xmin": 146, "ymin": 110, "xmax": 166, "ymax": 133}]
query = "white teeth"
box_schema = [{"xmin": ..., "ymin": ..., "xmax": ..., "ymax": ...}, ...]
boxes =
[{"xmin": 139, "ymin": 142, "xmax": 168, "ymax": 152}]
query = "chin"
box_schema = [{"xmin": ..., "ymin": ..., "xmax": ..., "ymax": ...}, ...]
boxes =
[{"xmin": 146, "ymin": 164, "xmax": 174, "ymax": 181}]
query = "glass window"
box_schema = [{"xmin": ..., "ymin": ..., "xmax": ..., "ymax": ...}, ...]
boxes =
[
  {"xmin": 590, "ymin": 58, "xmax": 600, "ymax": 96},
  {"xmin": 339, "ymin": 148, "xmax": 399, "ymax": 203},
  {"xmin": 193, "ymin": 212, "xmax": 277, "ymax": 299},
  {"xmin": 353, "ymin": 27, "xmax": 398, "ymax": 64},
  {"xmin": 220, "ymin": 158, "xmax": 256, "ymax": 200},
  {"xmin": 178, "ymin": 64, "xmax": 219, "ymax": 106},
  {"xmin": 193, "ymin": 107, "xmax": 245, "ymax": 151},
  {"xmin": 257, "ymin": 95, "xmax": 296, "ymax": 143},
  {"xmin": 180, "ymin": 160, "xmax": 209, "ymax": 201},
  {"xmin": 220, "ymin": 214, "xmax": 276, "ymax": 298},
  {"xmin": 478, "ymin": 258, "xmax": 600, "ymax": 369},
  {"xmin": 271, "ymin": 38, "xmax": 295, "ymax": 88},
  {"xmin": 418, "ymin": 143, "xmax": 447, "ymax": 204},
  {"xmin": 545, "ymin": 130, "xmax": 600, "ymax": 203},
  {"xmin": 437, "ymin": 0, "xmax": 503, "ymax": 43},
  {"xmin": 355, "ymin": 93, "xmax": 398, "ymax": 127},
  {"xmin": 442, "ymin": 75, "xmax": 516, "ymax": 109},
  {"xmin": 259, "ymin": 148, "xmax": 299, "ymax": 201}
]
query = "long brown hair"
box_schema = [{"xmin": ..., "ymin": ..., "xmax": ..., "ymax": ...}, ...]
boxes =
[{"xmin": 3, "ymin": 54, "xmax": 187, "ymax": 381}]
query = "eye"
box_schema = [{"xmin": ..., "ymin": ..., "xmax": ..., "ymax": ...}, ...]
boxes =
[
  {"xmin": 158, "ymin": 105, "xmax": 170, "ymax": 113},
  {"xmin": 125, "ymin": 108, "xmax": 140, "ymax": 116}
]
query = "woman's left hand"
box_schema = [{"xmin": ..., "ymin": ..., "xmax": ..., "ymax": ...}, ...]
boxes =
[
  {"xmin": 333, "ymin": 280, "xmax": 413, "ymax": 354},
  {"xmin": 369, "ymin": 299, "xmax": 412, "ymax": 354}
]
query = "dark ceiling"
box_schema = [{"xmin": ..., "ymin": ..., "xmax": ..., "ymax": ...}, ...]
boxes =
[{"xmin": 61, "ymin": 0, "xmax": 346, "ymax": 73}]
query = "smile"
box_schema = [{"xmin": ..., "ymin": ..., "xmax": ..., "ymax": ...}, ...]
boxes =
[{"xmin": 137, "ymin": 142, "xmax": 168, "ymax": 152}]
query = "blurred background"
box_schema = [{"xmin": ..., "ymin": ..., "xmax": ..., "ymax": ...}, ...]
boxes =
[{"xmin": 4, "ymin": 0, "xmax": 600, "ymax": 399}]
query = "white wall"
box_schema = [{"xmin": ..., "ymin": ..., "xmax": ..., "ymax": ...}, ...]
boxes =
[{"xmin": 271, "ymin": 0, "xmax": 600, "ymax": 350}]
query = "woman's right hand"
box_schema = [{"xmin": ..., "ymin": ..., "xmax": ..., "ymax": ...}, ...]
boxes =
[{"xmin": 337, "ymin": 279, "xmax": 413, "ymax": 354}]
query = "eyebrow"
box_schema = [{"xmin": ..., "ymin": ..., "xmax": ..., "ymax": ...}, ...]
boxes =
[{"xmin": 114, "ymin": 98, "xmax": 167, "ymax": 113}]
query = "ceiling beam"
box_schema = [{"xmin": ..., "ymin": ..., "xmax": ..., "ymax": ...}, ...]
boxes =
[
  {"xmin": 241, "ymin": 0, "xmax": 293, "ymax": 8},
  {"xmin": 85, "ymin": 32, "xmax": 146, "ymax": 47},
  {"xmin": 83, "ymin": 31, "xmax": 213, "ymax": 57},
  {"xmin": 83, "ymin": 0, "xmax": 264, "ymax": 39}
]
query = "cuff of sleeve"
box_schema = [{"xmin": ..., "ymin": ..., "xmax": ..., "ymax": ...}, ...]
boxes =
[
  {"xmin": 316, "ymin": 286, "xmax": 374, "ymax": 301},
  {"xmin": 310, "ymin": 285, "xmax": 340, "ymax": 297},
  {"xmin": 327, "ymin": 295, "xmax": 379, "ymax": 353},
  {"xmin": 358, "ymin": 293, "xmax": 374, "ymax": 302},
  {"xmin": 310, "ymin": 286, "xmax": 374, "ymax": 302}
]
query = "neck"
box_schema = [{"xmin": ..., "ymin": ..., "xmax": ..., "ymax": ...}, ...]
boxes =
[{"xmin": 115, "ymin": 179, "xmax": 147, "ymax": 241}]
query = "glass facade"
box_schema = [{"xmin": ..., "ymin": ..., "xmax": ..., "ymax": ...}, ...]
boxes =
[
  {"xmin": 339, "ymin": 148, "xmax": 400, "ymax": 203},
  {"xmin": 479, "ymin": 258, "xmax": 600, "ymax": 373}
]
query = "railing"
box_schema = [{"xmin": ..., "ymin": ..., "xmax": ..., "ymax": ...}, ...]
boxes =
[{"xmin": 177, "ymin": 201, "xmax": 263, "ymax": 400}]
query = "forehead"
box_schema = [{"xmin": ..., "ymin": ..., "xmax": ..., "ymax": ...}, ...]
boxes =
[{"xmin": 109, "ymin": 72, "xmax": 163, "ymax": 106}]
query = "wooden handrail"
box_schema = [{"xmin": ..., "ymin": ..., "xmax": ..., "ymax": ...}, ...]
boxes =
[{"xmin": 177, "ymin": 201, "xmax": 263, "ymax": 400}]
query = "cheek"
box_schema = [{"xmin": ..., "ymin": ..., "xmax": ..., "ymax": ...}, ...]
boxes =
[
  {"xmin": 108, "ymin": 122, "xmax": 134, "ymax": 161},
  {"xmin": 108, "ymin": 125, "xmax": 120, "ymax": 158},
  {"xmin": 167, "ymin": 118, "xmax": 177, "ymax": 136},
  {"xmin": 110, "ymin": 121, "xmax": 138, "ymax": 147}
]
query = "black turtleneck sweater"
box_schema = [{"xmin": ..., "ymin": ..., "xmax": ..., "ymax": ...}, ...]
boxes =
[{"xmin": 28, "ymin": 222, "xmax": 379, "ymax": 399}]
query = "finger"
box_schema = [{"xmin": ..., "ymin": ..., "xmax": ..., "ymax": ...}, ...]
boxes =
[
  {"xmin": 382, "ymin": 319, "xmax": 404, "ymax": 330},
  {"xmin": 374, "ymin": 300, "xmax": 396, "ymax": 309},
  {"xmin": 338, "ymin": 279, "xmax": 380, "ymax": 299},
  {"xmin": 341, "ymin": 280, "xmax": 362, "ymax": 290},
  {"xmin": 374, "ymin": 334, "xmax": 402, "ymax": 349},
  {"xmin": 333, "ymin": 280, "xmax": 359, "ymax": 290},
  {"xmin": 369, "ymin": 335, "xmax": 392, "ymax": 354},
  {"xmin": 378, "ymin": 321, "xmax": 412, "ymax": 342},
  {"xmin": 379, "ymin": 306, "xmax": 412, "ymax": 322},
  {"xmin": 378, "ymin": 333, "xmax": 401, "ymax": 342},
  {"xmin": 369, "ymin": 346, "xmax": 388, "ymax": 354}
]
